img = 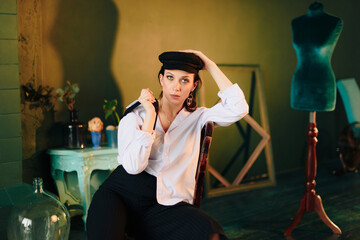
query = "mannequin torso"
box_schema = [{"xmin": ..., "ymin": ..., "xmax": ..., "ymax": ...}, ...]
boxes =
[{"xmin": 291, "ymin": 2, "xmax": 343, "ymax": 111}]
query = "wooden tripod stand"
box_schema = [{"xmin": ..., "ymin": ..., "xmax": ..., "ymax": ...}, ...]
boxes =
[{"xmin": 284, "ymin": 112, "xmax": 342, "ymax": 236}]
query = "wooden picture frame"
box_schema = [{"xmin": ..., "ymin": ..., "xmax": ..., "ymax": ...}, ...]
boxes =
[{"xmin": 199, "ymin": 64, "xmax": 276, "ymax": 197}]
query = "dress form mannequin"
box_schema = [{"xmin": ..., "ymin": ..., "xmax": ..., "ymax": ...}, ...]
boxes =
[
  {"xmin": 291, "ymin": 2, "xmax": 343, "ymax": 111},
  {"xmin": 285, "ymin": 2, "xmax": 343, "ymax": 236}
]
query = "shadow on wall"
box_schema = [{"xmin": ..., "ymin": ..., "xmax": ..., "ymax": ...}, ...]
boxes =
[
  {"xmin": 22, "ymin": 0, "xmax": 120, "ymax": 192},
  {"xmin": 49, "ymin": 0, "xmax": 122, "ymax": 125}
]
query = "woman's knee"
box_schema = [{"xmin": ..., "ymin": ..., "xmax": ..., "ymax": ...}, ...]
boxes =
[{"xmin": 86, "ymin": 188, "xmax": 127, "ymax": 239}]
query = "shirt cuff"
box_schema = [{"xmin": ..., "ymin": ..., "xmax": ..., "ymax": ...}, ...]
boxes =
[
  {"xmin": 217, "ymin": 83, "xmax": 245, "ymax": 102},
  {"xmin": 134, "ymin": 129, "xmax": 156, "ymax": 147}
]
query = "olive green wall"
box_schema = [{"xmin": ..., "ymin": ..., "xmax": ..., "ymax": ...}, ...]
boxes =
[
  {"xmin": 0, "ymin": 0, "xmax": 22, "ymax": 187},
  {"xmin": 12, "ymin": 0, "xmax": 360, "ymax": 185}
]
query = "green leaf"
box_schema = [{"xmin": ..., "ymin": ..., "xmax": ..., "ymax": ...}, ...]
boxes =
[
  {"xmin": 56, "ymin": 88, "xmax": 64, "ymax": 94},
  {"xmin": 58, "ymin": 97, "xmax": 63, "ymax": 102},
  {"xmin": 69, "ymin": 93, "xmax": 76, "ymax": 99},
  {"xmin": 72, "ymin": 84, "xmax": 80, "ymax": 93},
  {"xmin": 104, "ymin": 102, "xmax": 111, "ymax": 109},
  {"xmin": 105, "ymin": 111, "xmax": 112, "ymax": 119},
  {"xmin": 110, "ymin": 99, "xmax": 117, "ymax": 106}
]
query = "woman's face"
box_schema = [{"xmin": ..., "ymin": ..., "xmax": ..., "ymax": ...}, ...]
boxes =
[{"xmin": 159, "ymin": 69, "xmax": 198, "ymax": 106}]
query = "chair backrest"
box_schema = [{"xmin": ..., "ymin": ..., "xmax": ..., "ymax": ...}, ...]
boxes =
[
  {"xmin": 193, "ymin": 122, "xmax": 214, "ymax": 208},
  {"xmin": 337, "ymin": 78, "xmax": 360, "ymax": 124}
]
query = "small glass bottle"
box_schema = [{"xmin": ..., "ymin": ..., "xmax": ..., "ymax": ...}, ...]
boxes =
[
  {"xmin": 64, "ymin": 109, "xmax": 87, "ymax": 149},
  {"xmin": 7, "ymin": 178, "xmax": 70, "ymax": 240}
]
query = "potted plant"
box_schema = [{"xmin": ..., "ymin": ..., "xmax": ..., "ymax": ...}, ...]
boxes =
[
  {"xmin": 53, "ymin": 81, "xmax": 86, "ymax": 149},
  {"xmin": 103, "ymin": 99, "xmax": 121, "ymax": 148}
]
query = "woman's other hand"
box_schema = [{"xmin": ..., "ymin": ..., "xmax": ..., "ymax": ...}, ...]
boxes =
[
  {"xmin": 138, "ymin": 88, "xmax": 156, "ymax": 113},
  {"xmin": 138, "ymin": 88, "xmax": 157, "ymax": 134}
]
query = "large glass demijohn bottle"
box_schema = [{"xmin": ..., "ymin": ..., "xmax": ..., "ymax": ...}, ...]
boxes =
[{"xmin": 7, "ymin": 178, "xmax": 70, "ymax": 240}]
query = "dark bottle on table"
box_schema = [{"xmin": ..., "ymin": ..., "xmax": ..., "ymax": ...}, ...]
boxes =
[{"xmin": 64, "ymin": 109, "xmax": 87, "ymax": 148}]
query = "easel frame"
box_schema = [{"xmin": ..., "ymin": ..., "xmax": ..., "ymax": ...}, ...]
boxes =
[{"xmin": 203, "ymin": 64, "xmax": 276, "ymax": 197}]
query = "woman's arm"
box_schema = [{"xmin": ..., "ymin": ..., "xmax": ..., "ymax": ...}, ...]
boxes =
[
  {"xmin": 118, "ymin": 112, "xmax": 155, "ymax": 174},
  {"xmin": 181, "ymin": 50, "xmax": 232, "ymax": 92},
  {"xmin": 182, "ymin": 50, "xmax": 249, "ymax": 126},
  {"xmin": 118, "ymin": 88, "xmax": 157, "ymax": 174}
]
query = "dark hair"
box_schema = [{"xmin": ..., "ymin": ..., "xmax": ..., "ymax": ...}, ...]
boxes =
[{"xmin": 158, "ymin": 66, "xmax": 202, "ymax": 112}]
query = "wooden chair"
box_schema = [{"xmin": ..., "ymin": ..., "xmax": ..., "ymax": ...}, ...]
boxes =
[{"xmin": 193, "ymin": 122, "xmax": 214, "ymax": 207}]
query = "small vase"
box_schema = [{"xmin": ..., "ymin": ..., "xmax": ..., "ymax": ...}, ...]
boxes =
[
  {"xmin": 91, "ymin": 132, "xmax": 102, "ymax": 148},
  {"xmin": 64, "ymin": 109, "xmax": 87, "ymax": 149},
  {"xmin": 106, "ymin": 129, "xmax": 118, "ymax": 148}
]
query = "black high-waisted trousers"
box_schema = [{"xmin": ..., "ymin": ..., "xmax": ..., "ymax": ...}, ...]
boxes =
[{"xmin": 86, "ymin": 165, "xmax": 228, "ymax": 240}]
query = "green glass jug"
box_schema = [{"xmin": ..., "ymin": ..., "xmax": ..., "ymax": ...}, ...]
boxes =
[{"xmin": 7, "ymin": 178, "xmax": 70, "ymax": 240}]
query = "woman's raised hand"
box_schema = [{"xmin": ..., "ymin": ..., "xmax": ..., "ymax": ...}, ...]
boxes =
[
  {"xmin": 180, "ymin": 50, "xmax": 215, "ymax": 70},
  {"xmin": 138, "ymin": 88, "xmax": 156, "ymax": 113},
  {"xmin": 181, "ymin": 50, "xmax": 233, "ymax": 92}
]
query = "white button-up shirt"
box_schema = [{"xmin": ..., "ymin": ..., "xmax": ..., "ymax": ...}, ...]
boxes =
[{"xmin": 117, "ymin": 84, "xmax": 249, "ymax": 205}]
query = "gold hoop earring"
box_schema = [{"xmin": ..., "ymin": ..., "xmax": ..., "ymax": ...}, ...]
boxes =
[{"xmin": 187, "ymin": 92, "xmax": 193, "ymax": 106}]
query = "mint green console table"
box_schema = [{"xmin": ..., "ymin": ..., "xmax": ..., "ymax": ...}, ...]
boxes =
[{"xmin": 48, "ymin": 147, "xmax": 119, "ymax": 224}]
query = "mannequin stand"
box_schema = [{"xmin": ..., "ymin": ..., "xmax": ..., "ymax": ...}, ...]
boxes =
[{"xmin": 284, "ymin": 112, "xmax": 342, "ymax": 236}]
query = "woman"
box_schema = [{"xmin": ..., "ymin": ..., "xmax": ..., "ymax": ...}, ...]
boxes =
[{"xmin": 86, "ymin": 50, "xmax": 249, "ymax": 240}]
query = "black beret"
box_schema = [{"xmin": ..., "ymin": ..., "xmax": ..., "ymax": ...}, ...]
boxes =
[{"xmin": 159, "ymin": 51, "xmax": 204, "ymax": 74}]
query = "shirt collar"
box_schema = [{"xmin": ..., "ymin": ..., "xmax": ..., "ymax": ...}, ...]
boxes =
[{"xmin": 168, "ymin": 108, "xmax": 191, "ymax": 131}]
